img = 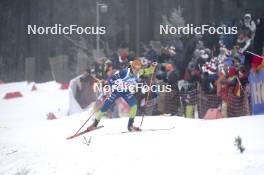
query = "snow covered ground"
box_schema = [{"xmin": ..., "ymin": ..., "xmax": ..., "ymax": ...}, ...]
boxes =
[{"xmin": 1, "ymin": 81, "xmax": 264, "ymax": 175}]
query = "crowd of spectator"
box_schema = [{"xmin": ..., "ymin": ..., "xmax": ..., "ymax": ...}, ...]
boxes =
[{"xmin": 76, "ymin": 13, "xmax": 264, "ymax": 118}]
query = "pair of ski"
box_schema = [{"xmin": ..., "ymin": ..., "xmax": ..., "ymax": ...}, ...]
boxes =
[{"xmin": 66, "ymin": 126, "xmax": 175, "ymax": 140}]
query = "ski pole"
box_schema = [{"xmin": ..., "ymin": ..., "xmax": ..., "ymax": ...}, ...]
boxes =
[
  {"xmin": 140, "ymin": 63, "xmax": 158, "ymax": 128},
  {"xmin": 245, "ymin": 51, "xmax": 264, "ymax": 59},
  {"xmin": 72, "ymin": 90, "xmax": 107, "ymax": 136}
]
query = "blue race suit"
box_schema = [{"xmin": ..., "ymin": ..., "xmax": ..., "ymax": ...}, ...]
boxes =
[{"xmin": 95, "ymin": 66, "xmax": 138, "ymax": 122}]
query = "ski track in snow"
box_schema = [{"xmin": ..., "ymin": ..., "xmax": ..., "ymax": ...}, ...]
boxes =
[{"xmin": 1, "ymin": 81, "xmax": 264, "ymax": 175}]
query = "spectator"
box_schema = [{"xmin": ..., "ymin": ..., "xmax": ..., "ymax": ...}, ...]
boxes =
[
  {"xmin": 240, "ymin": 13, "xmax": 256, "ymax": 40},
  {"xmin": 184, "ymin": 61, "xmax": 201, "ymax": 87},
  {"xmin": 237, "ymin": 31, "xmax": 253, "ymax": 72},
  {"xmin": 163, "ymin": 63, "xmax": 181, "ymax": 115},
  {"xmin": 144, "ymin": 45, "xmax": 159, "ymax": 62},
  {"xmin": 111, "ymin": 51, "xmax": 129, "ymax": 70}
]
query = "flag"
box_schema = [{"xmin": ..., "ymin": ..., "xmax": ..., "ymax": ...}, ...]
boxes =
[
  {"xmin": 256, "ymin": 60, "xmax": 264, "ymax": 72},
  {"xmin": 249, "ymin": 69, "xmax": 264, "ymax": 115},
  {"xmin": 233, "ymin": 81, "xmax": 241, "ymax": 97},
  {"xmin": 246, "ymin": 51, "xmax": 264, "ymax": 73},
  {"xmin": 251, "ymin": 55, "xmax": 263, "ymax": 69}
]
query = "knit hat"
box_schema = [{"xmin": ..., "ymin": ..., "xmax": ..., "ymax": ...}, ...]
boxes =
[
  {"xmin": 207, "ymin": 64, "xmax": 217, "ymax": 75},
  {"xmin": 168, "ymin": 46, "xmax": 176, "ymax": 55},
  {"xmin": 244, "ymin": 13, "xmax": 251, "ymax": 19},
  {"xmin": 120, "ymin": 52, "xmax": 129, "ymax": 60}
]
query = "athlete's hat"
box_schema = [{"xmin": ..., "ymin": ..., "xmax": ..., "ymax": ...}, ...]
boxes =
[{"xmin": 131, "ymin": 59, "xmax": 142, "ymax": 69}]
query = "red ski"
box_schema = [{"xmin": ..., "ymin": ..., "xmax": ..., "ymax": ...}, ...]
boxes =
[{"xmin": 66, "ymin": 125, "xmax": 104, "ymax": 140}]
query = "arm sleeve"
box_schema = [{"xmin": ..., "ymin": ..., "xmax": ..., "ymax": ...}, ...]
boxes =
[
  {"xmin": 107, "ymin": 69, "xmax": 127, "ymax": 84},
  {"xmin": 250, "ymin": 21, "xmax": 256, "ymax": 33},
  {"xmin": 241, "ymin": 39, "xmax": 251, "ymax": 53}
]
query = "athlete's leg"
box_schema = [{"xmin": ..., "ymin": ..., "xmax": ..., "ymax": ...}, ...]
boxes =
[
  {"xmin": 90, "ymin": 92, "xmax": 120, "ymax": 128},
  {"xmin": 122, "ymin": 92, "xmax": 139, "ymax": 131}
]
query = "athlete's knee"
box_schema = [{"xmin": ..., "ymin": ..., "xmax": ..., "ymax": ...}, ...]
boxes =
[
  {"xmin": 95, "ymin": 110, "xmax": 105, "ymax": 120},
  {"xmin": 126, "ymin": 96, "xmax": 137, "ymax": 107}
]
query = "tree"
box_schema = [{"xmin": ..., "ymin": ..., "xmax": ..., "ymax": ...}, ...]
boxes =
[{"xmin": 161, "ymin": 7, "xmax": 185, "ymax": 44}]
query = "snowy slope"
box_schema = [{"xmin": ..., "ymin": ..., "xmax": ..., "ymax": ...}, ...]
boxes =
[{"xmin": 1, "ymin": 81, "xmax": 264, "ymax": 175}]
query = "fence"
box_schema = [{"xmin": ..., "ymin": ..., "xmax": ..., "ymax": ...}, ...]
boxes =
[
  {"xmin": 163, "ymin": 85, "xmax": 250, "ymax": 118},
  {"xmin": 88, "ymin": 82, "xmax": 251, "ymax": 118}
]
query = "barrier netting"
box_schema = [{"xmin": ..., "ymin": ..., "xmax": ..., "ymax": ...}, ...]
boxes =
[
  {"xmin": 94, "ymin": 84, "xmax": 251, "ymax": 118},
  {"xmin": 198, "ymin": 90, "xmax": 221, "ymax": 118},
  {"xmin": 226, "ymin": 89, "xmax": 250, "ymax": 117},
  {"xmin": 161, "ymin": 86, "xmax": 250, "ymax": 118},
  {"xmin": 165, "ymin": 90, "xmax": 181, "ymax": 115}
]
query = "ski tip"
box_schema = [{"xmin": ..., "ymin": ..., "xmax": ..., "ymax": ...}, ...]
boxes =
[
  {"xmin": 66, "ymin": 135, "xmax": 75, "ymax": 140},
  {"xmin": 66, "ymin": 125, "xmax": 104, "ymax": 140}
]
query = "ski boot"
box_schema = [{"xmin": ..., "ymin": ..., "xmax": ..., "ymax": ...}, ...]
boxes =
[
  {"xmin": 127, "ymin": 118, "xmax": 141, "ymax": 132},
  {"xmin": 87, "ymin": 119, "xmax": 99, "ymax": 131}
]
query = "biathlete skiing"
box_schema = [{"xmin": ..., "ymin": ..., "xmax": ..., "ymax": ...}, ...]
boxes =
[{"xmin": 86, "ymin": 59, "xmax": 156, "ymax": 132}]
